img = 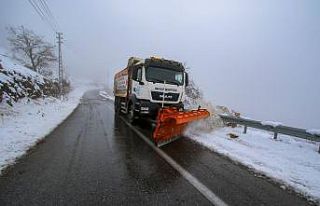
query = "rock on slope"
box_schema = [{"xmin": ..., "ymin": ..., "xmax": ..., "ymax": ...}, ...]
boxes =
[{"xmin": 0, "ymin": 49, "xmax": 59, "ymax": 106}]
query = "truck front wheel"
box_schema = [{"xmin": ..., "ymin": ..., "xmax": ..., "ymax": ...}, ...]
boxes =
[{"xmin": 128, "ymin": 103, "xmax": 138, "ymax": 124}]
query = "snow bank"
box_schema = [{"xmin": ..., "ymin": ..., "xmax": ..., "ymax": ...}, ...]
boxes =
[
  {"xmin": 0, "ymin": 50, "xmax": 45, "ymax": 85},
  {"xmin": 186, "ymin": 127, "xmax": 320, "ymax": 203},
  {"xmin": 0, "ymin": 82, "xmax": 95, "ymax": 174},
  {"xmin": 183, "ymin": 76, "xmax": 320, "ymax": 203},
  {"xmin": 261, "ymin": 120, "xmax": 283, "ymax": 127},
  {"xmin": 99, "ymin": 90, "xmax": 114, "ymax": 101},
  {"xmin": 183, "ymin": 96, "xmax": 229, "ymax": 133},
  {"xmin": 307, "ymin": 129, "xmax": 320, "ymax": 136}
]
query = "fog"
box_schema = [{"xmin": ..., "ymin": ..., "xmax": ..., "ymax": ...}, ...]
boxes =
[{"xmin": 1, "ymin": 0, "xmax": 319, "ymax": 128}]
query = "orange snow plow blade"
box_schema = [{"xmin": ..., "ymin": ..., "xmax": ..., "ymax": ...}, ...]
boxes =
[{"xmin": 153, "ymin": 108, "xmax": 210, "ymax": 147}]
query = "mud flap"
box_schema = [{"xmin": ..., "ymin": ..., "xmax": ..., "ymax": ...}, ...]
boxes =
[{"xmin": 152, "ymin": 108, "xmax": 210, "ymax": 147}]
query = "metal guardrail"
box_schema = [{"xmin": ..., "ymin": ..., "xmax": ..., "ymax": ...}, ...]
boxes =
[{"xmin": 219, "ymin": 114, "xmax": 320, "ymax": 153}]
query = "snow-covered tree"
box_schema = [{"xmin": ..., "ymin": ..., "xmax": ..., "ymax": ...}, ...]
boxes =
[
  {"xmin": 7, "ymin": 26, "xmax": 56, "ymax": 76},
  {"xmin": 183, "ymin": 63, "xmax": 227, "ymax": 131},
  {"xmin": 184, "ymin": 63, "xmax": 203, "ymax": 100}
]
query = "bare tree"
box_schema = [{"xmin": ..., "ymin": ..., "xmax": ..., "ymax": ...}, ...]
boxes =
[{"xmin": 7, "ymin": 26, "xmax": 56, "ymax": 76}]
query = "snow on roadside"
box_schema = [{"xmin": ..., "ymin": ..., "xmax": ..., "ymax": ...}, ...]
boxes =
[
  {"xmin": 0, "ymin": 49, "xmax": 45, "ymax": 84},
  {"xmin": 261, "ymin": 120, "xmax": 283, "ymax": 127},
  {"xmin": 99, "ymin": 90, "xmax": 114, "ymax": 101},
  {"xmin": 185, "ymin": 126, "xmax": 320, "ymax": 203},
  {"xmin": 0, "ymin": 83, "xmax": 96, "ymax": 174},
  {"xmin": 307, "ymin": 129, "xmax": 320, "ymax": 136}
]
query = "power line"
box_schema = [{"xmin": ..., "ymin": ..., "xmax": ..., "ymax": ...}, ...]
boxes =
[
  {"xmin": 27, "ymin": 0, "xmax": 46, "ymax": 21},
  {"xmin": 27, "ymin": 0, "xmax": 58, "ymax": 32},
  {"xmin": 31, "ymin": 0, "xmax": 74, "ymax": 58},
  {"xmin": 39, "ymin": 0, "xmax": 54, "ymax": 20},
  {"xmin": 34, "ymin": 0, "xmax": 58, "ymax": 31},
  {"xmin": 27, "ymin": 0, "xmax": 66, "ymax": 89},
  {"xmin": 27, "ymin": 0, "xmax": 56, "ymax": 31},
  {"xmin": 38, "ymin": 0, "xmax": 60, "ymax": 31}
]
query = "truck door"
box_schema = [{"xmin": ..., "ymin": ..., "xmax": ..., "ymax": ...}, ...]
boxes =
[{"xmin": 131, "ymin": 66, "xmax": 142, "ymax": 97}]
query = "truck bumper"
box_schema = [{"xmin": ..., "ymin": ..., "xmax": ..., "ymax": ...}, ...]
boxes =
[{"xmin": 135, "ymin": 100, "xmax": 184, "ymax": 119}]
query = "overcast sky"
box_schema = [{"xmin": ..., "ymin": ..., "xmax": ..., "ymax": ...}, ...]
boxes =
[{"xmin": 1, "ymin": 0, "xmax": 319, "ymax": 129}]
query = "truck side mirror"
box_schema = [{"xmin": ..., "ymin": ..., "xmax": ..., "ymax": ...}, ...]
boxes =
[{"xmin": 185, "ymin": 73, "xmax": 189, "ymax": 86}]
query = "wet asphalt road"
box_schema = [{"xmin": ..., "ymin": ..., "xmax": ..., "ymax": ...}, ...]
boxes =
[{"xmin": 0, "ymin": 90, "xmax": 313, "ymax": 206}]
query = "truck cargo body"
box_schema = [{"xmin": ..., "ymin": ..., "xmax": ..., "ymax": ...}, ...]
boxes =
[{"xmin": 114, "ymin": 57, "xmax": 188, "ymax": 120}]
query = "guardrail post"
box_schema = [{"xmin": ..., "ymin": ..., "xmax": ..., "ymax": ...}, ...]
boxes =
[
  {"xmin": 274, "ymin": 132, "xmax": 278, "ymax": 140},
  {"xmin": 243, "ymin": 125, "xmax": 247, "ymax": 134}
]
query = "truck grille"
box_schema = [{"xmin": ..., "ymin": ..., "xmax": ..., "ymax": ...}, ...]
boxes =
[{"xmin": 151, "ymin": 91, "xmax": 179, "ymax": 102}]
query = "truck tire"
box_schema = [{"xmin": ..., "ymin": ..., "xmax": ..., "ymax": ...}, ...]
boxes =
[
  {"xmin": 128, "ymin": 103, "xmax": 137, "ymax": 124},
  {"xmin": 178, "ymin": 102, "xmax": 184, "ymax": 111},
  {"xmin": 114, "ymin": 97, "xmax": 120, "ymax": 114}
]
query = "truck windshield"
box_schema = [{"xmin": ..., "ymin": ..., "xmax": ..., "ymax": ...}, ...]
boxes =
[{"xmin": 145, "ymin": 66, "xmax": 184, "ymax": 86}]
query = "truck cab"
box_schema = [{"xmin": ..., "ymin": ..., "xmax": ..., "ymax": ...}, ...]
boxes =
[{"xmin": 114, "ymin": 57, "xmax": 189, "ymax": 121}]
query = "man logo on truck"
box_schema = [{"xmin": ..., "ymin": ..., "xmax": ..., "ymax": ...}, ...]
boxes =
[{"xmin": 159, "ymin": 94, "xmax": 173, "ymax": 99}]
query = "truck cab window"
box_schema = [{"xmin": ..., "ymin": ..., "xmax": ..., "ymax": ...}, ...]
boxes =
[
  {"xmin": 132, "ymin": 67, "xmax": 142, "ymax": 81},
  {"xmin": 131, "ymin": 67, "xmax": 138, "ymax": 80},
  {"xmin": 137, "ymin": 68, "xmax": 142, "ymax": 82},
  {"xmin": 145, "ymin": 66, "xmax": 184, "ymax": 85}
]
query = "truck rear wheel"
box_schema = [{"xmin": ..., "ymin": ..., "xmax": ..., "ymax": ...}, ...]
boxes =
[{"xmin": 114, "ymin": 97, "xmax": 120, "ymax": 114}]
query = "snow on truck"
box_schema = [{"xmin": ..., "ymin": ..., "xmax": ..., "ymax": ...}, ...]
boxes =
[{"xmin": 114, "ymin": 56, "xmax": 210, "ymax": 146}]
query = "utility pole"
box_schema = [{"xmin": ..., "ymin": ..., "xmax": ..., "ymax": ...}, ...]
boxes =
[{"xmin": 56, "ymin": 32, "xmax": 63, "ymax": 97}]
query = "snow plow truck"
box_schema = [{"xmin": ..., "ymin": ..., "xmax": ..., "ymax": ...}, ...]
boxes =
[{"xmin": 114, "ymin": 56, "xmax": 210, "ymax": 146}]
